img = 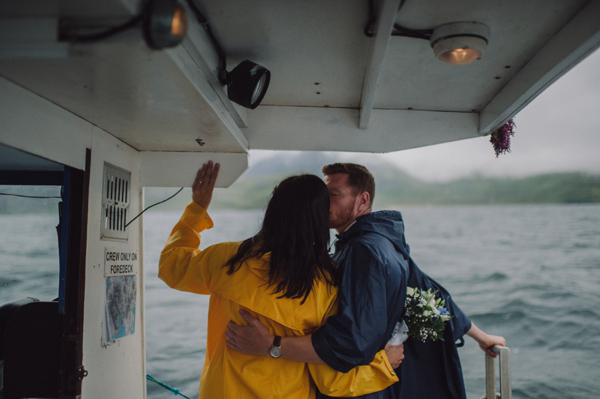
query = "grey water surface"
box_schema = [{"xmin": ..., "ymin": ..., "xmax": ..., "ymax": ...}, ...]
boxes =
[{"xmin": 1, "ymin": 204, "xmax": 599, "ymax": 399}]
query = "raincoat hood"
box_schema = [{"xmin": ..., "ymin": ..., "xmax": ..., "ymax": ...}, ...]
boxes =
[{"xmin": 336, "ymin": 211, "xmax": 410, "ymax": 258}]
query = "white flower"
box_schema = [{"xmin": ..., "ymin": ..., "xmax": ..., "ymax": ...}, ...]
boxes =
[{"xmin": 394, "ymin": 287, "xmax": 453, "ymax": 343}]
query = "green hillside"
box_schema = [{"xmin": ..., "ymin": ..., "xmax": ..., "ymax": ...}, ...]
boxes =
[
  {"xmin": 144, "ymin": 154, "xmax": 600, "ymax": 211},
  {"xmin": 377, "ymin": 172, "xmax": 600, "ymax": 207},
  {"xmin": 2, "ymin": 154, "xmax": 600, "ymax": 214}
]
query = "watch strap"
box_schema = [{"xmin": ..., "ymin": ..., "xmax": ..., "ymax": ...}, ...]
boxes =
[{"xmin": 273, "ymin": 335, "xmax": 281, "ymax": 347}]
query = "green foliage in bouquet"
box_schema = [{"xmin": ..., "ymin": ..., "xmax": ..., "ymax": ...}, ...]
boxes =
[{"xmin": 404, "ymin": 287, "xmax": 453, "ymax": 343}]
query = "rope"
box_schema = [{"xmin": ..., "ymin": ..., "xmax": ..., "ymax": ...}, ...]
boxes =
[{"xmin": 146, "ymin": 374, "xmax": 192, "ymax": 399}]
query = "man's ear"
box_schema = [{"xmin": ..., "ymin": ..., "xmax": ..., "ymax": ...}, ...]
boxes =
[{"xmin": 356, "ymin": 191, "xmax": 370, "ymax": 214}]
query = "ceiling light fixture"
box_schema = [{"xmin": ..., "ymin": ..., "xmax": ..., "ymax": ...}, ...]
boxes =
[
  {"xmin": 185, "ymin": 2, "xmax": 271, "ymax": 109},
  {"xmin": 143, "ymin": 0, "xmax": 188, "ymax": 50},
  {"xmin": 220, "ymin": 60, "xmax": 271, "ymax": 109},
  {"xmin": 364, "ymin": 1, "xmax": 490, "ymax": 66},
  {"xmin": 60, "ymin": 0, "xmax": 187, "ymax": 49},
  {"xmin": 429, "ymin": 22, "xmax": 490, "ymax": 66}
]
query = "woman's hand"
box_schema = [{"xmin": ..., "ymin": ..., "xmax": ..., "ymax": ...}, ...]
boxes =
[
  {"xmin": 476, "ymin": 333, "xmax": 507, "ymax": 357},
  {"xmin": 384, "ymin": 343, "xmax": 405, "ymax": 368},
  {"xmin": 192, "ymin": 161, "xmax": 220, "ymax": 210},
  {"xmin": 467, "ymin": 322, "xmax": 506, "ymax": 358}
]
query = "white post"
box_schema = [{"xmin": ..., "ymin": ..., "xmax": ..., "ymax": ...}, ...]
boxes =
[
  {"xmin": 485, "ymin": 351, "xmax": 496, "ymax": 398},
  {"xmin": 485, "ymin": 345, "xmax": 512, "ymax": 399},
  {"xmin": 497, "ymin": 346, "xmax": 511, "ymax": 399}
]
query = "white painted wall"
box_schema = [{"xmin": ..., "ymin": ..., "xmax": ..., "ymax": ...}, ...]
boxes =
[
  {"xmin": 83, "ymin": 127, "xmax": 146, "ymax": 399},
  {"xmin": 0, "ymin": 78, "xmax": 147, "ymax": 399}
]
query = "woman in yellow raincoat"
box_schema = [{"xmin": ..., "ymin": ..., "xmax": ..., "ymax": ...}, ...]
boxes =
[{"xmin": 159, "ymin": 162, "xmax": 397, "ymax": 399}]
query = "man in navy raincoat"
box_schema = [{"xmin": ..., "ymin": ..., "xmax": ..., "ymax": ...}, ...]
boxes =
[{"xmin": 226, "ymin": 163, "xmax": 505, "ymax": 398}]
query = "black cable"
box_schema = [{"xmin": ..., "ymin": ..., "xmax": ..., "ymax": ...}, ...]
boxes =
[
  {"xmin": 183, "ymin": 0, "xmax": 228, "ymax": 83},
  {"xmin": 125, "ymin": 187, "xmax": 184, "ymax": 228},
  {"xmin": 0, "ymin": 193, "xmax": 61, "ymax": 199},
  {"xmin": 391, "ymin": 0, "xmax": 432, "ymax": 40},
  {"xmin": 391, "ymin": 24, "xmax": 432, "ymax": 40},
  {"xmin": 61, "ymin": 2, "xmax": 149, "ymax": 43},
  {"xmin": 364, "ymin": 0, "xmax": 432, "ymax": 40},
  {"xmin": 364, "ymin": 0, "xmax": 377, "ymax": 37},
  {"xmin": 2, "ymin": 184, "xmax": 184, "ymax": 226},
  {"xmin": 61, "ymin": 0, "xmax": 230, "ymax": 82}
]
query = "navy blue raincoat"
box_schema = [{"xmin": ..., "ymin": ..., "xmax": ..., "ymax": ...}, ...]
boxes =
[{"xmin": 312, "ymin": 211, "xmax": 472, "ymax": 399}]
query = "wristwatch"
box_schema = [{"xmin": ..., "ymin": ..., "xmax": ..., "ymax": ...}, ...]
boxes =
[{"xmin": 269, "ymin": 335, "xmax": 282, "ymax": 358}]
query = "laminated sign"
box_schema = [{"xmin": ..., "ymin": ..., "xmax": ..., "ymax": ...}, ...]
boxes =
[{"xmin": 103, "ymin": 248, "xmax": 138, "ymax": 344}]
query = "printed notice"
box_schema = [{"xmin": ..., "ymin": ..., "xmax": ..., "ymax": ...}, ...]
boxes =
[
  {"xmin": 103, "ymin": 248, "xmax": 138, "ymax": 344},
  {"xmin": 105, "ymin": 248, "xmax": 138, "ymax": 277}
]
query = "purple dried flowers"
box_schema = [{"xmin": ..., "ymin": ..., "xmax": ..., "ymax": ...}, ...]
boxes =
[{"xmin": 490, "ymin": 119, "xmax": 516, "ymax": 157}]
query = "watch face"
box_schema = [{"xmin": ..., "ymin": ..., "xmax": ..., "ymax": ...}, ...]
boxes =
[{"xmin": 269, "ymin": 346, "xmax": 282, "ymax": 358}]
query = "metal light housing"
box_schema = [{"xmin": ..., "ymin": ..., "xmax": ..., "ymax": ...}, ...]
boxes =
[
  {"xmin": 224, "ymin": 60, "xmax": 271, "ymax": 109},
  {"xmin": 143, "ymin": 0, "xmax": 188, "ymax": 50},
  {"xmin": 430, "ymin": 22, "xmax": 490, "ymax": 66}
]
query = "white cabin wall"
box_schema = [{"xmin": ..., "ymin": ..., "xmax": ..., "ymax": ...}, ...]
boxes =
[
  {"xmin": 83, "ymin": 127, "xmax": 146, "ymax": 399},
  {"xmin": 0, "ymin": 78, "xmax": 147, "ymax": 399}
]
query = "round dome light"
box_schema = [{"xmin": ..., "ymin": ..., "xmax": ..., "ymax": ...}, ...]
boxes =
[{"xmin": 430, "ymin": 22, "xmax": 490, "ymax": 66}]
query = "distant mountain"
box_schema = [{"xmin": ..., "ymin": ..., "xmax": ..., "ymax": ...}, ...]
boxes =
[
  {"xmin": 142, "ymin": 152, "xmax": 424, "ymax": 211},
  {"xmin": 430, "ymin": 173, "xmax": 600, "ymax": 205},
  {"xmin": 245, "ymin": 151, "xmax": 421, "ymax": 186},
  {"xmin": 144, "ymin": 153, "xmax": 600, "ymax": 211},
  {"xmin": 3, "ymin": 154, "xmax": 599, "ymax": 214},
  {"xmin": 243, "ymin": 152, "xmax": 331, "ymax": 177},
  {"xmin": 209, "ymin": 152, "xmax": 429, "ymax": 210}
]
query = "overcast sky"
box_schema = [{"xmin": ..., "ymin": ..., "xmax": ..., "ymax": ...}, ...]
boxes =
[{"xmin": 250, "ymin": 48, "xmax": 600, "ymax": 182}]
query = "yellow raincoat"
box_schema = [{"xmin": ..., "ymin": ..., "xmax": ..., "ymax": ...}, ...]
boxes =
[{"xmin": 159, "ymin": 202, "xmax": 398, "ymax": 399}]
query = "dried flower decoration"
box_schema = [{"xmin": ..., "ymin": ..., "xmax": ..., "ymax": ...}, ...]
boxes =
[{"xmin": 490, "ymin": 118, "xmax": 516, "ymax": 157}]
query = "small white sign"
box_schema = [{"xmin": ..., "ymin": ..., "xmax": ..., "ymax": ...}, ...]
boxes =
[{"xmin": 104, "ymin": 248, "xmax": 138, "ymax": 277}]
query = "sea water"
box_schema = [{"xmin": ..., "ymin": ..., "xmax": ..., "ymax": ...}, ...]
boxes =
[{"xmin": 1, "ymin": 204, "xmax": 599, "ymax": 399}]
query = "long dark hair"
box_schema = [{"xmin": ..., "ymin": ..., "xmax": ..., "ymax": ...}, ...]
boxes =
[{"xmin": 224, "ymin": 174, "xmax": 337, "ymax": 303}]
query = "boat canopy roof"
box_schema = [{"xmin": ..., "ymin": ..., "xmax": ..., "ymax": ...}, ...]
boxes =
[{"xmin": 1, "ymin": 0, "xmax": 599, "ymax": 185}]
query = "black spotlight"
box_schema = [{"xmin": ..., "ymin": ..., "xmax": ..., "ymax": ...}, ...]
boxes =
[
  {"xmin": 143, "ymin": 0, "xmax": 188, "ymax": 50},
  {"xmin": 224, "ymin": 60, "xmax": 271, "ymax": 109}
]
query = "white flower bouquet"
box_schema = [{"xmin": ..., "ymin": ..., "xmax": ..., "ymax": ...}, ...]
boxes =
[{"xmin": 388, "ymin": 287, "xmax": 453, "ymax": 345}]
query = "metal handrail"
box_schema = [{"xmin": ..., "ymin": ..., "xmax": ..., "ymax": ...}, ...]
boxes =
[{"xmin": 485, "ymin": 345, "xmax": 511, "ymax": 399}]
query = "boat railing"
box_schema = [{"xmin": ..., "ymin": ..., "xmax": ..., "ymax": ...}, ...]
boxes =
[{"xmin": 483, "ymin": 345, "xmax": 511, "ymax": 399}]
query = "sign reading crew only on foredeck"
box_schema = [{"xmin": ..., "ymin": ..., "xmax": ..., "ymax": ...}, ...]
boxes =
[
  {"xmin": 104, "ymin": 248, "xmax": 138, "ymax": 277},
  {"xmin": 103, "ymin": 247, "xmax": 138, "ymax": 344}
]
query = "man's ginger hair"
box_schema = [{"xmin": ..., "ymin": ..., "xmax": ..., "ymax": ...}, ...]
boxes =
[{"xmin": 322, "ymin": 163, "xmax": 375, "ymax": 208}]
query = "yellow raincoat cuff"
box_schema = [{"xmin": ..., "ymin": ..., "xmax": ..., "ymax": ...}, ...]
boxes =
[
  {"xmin": 182, "ymin": 201, "xmax": 214, "ymax": 232},
  {"xmin": 308, "ymin": 349, "xmax": 398, "ymax": 397}
]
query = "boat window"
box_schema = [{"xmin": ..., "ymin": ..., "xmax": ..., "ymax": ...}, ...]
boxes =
[
  {"xmin": 0, "ymin": 184, "xmax": 62, "ymax": 305},
  {"xmin": 0, "ymin": 144, "xmax": 64, "ymax": 306}
]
